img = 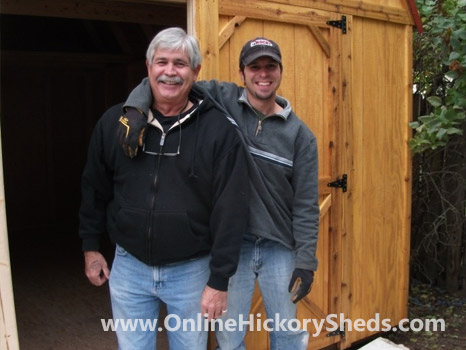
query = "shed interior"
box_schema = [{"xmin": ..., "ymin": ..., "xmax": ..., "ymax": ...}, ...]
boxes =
[{"xmin": 1, "ymin": 2, "xmax": 186, "ymax": 347}]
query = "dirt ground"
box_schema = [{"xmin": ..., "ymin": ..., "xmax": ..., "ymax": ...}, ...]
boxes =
[
  {"xmin": 11, "ymin": 234, "xmax": 119, "ymax": 350},
  {"xmin": 10, "ymin": 232, "xmax": 169, "ymax": 350},
  {"xmin": 324, "ymin": 280, "xmax": 466, "ymax": 350},
  {"xmin": 385, "ymin": 281, "xmax": 466, "ymax": 350}
]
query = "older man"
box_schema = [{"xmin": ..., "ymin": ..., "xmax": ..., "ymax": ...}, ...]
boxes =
[{"xmin": 79, "ymin": 27, "xmax": 249, "ymax": 349}]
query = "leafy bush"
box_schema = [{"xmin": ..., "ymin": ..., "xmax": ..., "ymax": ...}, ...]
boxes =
[{"xmin": 410, "ymin": 0, "xmax": 465, "ymax": 153}]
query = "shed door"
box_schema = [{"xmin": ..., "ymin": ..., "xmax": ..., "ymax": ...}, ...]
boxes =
[{"xmin": 197, "ymin": 2, "xmax": 348, "ymax": 349}]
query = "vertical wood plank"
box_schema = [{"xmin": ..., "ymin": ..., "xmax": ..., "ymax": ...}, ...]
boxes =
[
  {"xmin": 0, "ymin": 129, "xmax": 20, "ymax": 350},
  {"xmin": 355, "ymin": 17, "xmax": 388, "ymax": 342},
  {"xmin": 400, "ymin": 26, "xmax": 413, "ymax": 323},
  {"xmin": 384, "ymin": 23, "xmax": 412, "ymax": 322},
  {"xmin": 335, "ymin": 13, "xmax": 354, "ymax": 350},
  {"xmin": 343, "ymin": 16, "xmax": 370, "ymax": 346},
  {"xmin": 325, "ymin": 11, "xmax": 347, "ymax": 349},
  {"xmin": 218, "ymin": 15, "xmax": 233, "ymax": 80},
  {"xmin": 189, "ymin": 0, "xmax": 219, "ymax": 80}
]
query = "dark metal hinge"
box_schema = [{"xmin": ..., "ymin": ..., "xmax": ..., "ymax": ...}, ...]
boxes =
[
  {"xmin": 327, "ymin": 174, "xmax": 347, "ymax": 192},
  {"xmin": 327, "ymin": 324, "xmax": 346, "ymax": 338},
  {"xmin": 327, "ymin": 15, "xmax": 347, "ymax": 34}
]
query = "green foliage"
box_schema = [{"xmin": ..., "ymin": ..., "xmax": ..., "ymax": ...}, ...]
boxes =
[{"xmin": 410, "ymin": 0, "xmax": 466, "ymax": 153}]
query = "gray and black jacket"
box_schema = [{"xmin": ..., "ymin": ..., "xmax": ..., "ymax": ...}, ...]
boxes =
[
  {"xmin": 79, "ymin": 86, "xmax": 250, "ymax": 291},
  {"xmin": 125, "ymin": 78, "xmax": 319, "ymax": 271}
]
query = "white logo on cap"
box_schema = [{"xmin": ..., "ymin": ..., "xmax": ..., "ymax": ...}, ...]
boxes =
[{"xmin": 250, "ymin": 39, "xmax": 273, "ymax": 47}]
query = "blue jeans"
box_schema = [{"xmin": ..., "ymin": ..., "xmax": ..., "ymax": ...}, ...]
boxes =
[
  {"xmin": 215, "ymin": 235, "xmax": 309, "ymax": 350},
  {"xmin": 109, "ymin": 245, "xmax": 209, "ymax": 350}
]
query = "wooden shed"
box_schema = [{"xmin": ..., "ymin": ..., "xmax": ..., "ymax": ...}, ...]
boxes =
[{"xmin": 0, "ymin": 0, "xmax": 419, "ymax": 349}]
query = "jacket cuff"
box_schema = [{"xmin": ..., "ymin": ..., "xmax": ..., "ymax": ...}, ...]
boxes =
[
  {"xmin": 207, "ymin": 274, "xmax": 229, "ymax": 291},
  {"xmin": 81, "ymin": 238, "xmax": 101, "ymax": 252}
]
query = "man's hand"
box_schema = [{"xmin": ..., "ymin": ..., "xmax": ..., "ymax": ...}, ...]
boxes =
[
  {"xmin": 201, "ymin": 285, "xmax": 228, "ymax": 321},
  {"xmin": 288, "ymin": 268, "xmax": 314, "ymax": 303},
  {"xmin": 117, "ymin": 108, "xmax": 147, "ymax": 158},
  {"xmin": 84, "ymin": 251, "xmax": 110, "ymax": 286}
]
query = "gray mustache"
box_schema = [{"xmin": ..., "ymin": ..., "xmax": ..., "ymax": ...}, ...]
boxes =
[{"xmin": 157, "ymin": 75, "xmax": 184, "ymax": 84}]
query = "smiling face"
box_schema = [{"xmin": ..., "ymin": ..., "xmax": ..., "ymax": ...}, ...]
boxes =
[
  {"xmin": 146, "ymin": 47, "xmax": 201, "ymax": 109},
  {"xmin": 239, "ymin": 56, "xmax": 282, "ymax": 104}
]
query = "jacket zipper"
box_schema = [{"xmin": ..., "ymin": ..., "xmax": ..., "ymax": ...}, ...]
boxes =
[
  {"xmin": 143, "ymin": 105, "xmax": 199, "ymax": 264},
  {"xmin": 255, "ymin": 119, "xmax": 263, "ymax": 136},
  {"xmin": 152, "ymin": 132, "xmax": 166, "ymax": 191},
  {"xmin": 146, "ymin": 130, "xmax": 166, "ymax": 264},
  {"xmin": 253, "ymin": 107, "xmax": 267, "ymax": 136}
]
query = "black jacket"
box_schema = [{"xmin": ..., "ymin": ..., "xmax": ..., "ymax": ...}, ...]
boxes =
[{"xmin": 79, "ymin": 87, "xmax": 249, "ymax": 291}]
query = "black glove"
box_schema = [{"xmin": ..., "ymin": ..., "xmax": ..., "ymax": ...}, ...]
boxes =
[
  {"xmin": 117, "ymin": 108, "xmax": 147, "ymax": 158},
  {"xmin": 288, "ymin": 268, "xmax": 314, "ymax": 303}
]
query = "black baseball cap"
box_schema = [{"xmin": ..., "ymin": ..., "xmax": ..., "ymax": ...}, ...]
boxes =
[{"xmin": 239, "ymin": 37, "xmax": 282, "ymax": 67}]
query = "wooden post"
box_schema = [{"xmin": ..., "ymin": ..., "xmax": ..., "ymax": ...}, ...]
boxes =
[
  {"xmin": 0, "ymin": 128, "xmax": 20, "ymax": 350},
  {"xmin": 187, "ymin": 0, "xmax": 219, "ymax": 80}
]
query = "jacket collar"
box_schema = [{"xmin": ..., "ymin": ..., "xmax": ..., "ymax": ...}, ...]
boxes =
[
  {"xmin": 147, "ymin": 99, "xmax": 203, "ymax": 131},
  {"xmin": 238, "ymin": 89, "xmax": 291, "ymax": 120}
]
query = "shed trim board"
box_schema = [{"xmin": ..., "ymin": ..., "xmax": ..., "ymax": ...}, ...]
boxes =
[
  {"xmin": 0, "ymin": 0, "xmax": 423, "ymax": 30},
  {"xmin": 1, "ymin": 1, "xmax": 415, "ymax": 349},
  {"xmin": 0, "ymin": 131, "xmax": 20, "ymax": 350}
]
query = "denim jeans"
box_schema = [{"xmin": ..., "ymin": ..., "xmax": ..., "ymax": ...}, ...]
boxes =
[
  {"xmin": 109, "ymin": 245, "xmax": 209, "ymax": 350},
  {"xmin": 215, "ymin": 235, "xmax": 309, "ymax": 350}
]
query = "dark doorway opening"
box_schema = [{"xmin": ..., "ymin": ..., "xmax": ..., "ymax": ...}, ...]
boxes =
[{"xmin": 1, "ymin": 3, "xmax": 185, "ymax": 348}]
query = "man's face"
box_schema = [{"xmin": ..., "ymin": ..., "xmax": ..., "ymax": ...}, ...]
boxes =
[
  {"xmin": 146, "ymin": 48, "xmax": 200, "ymax": 105},
  {"xmin": 239, "ymin": 56, "xmax": 282, "ymax": 103}
]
